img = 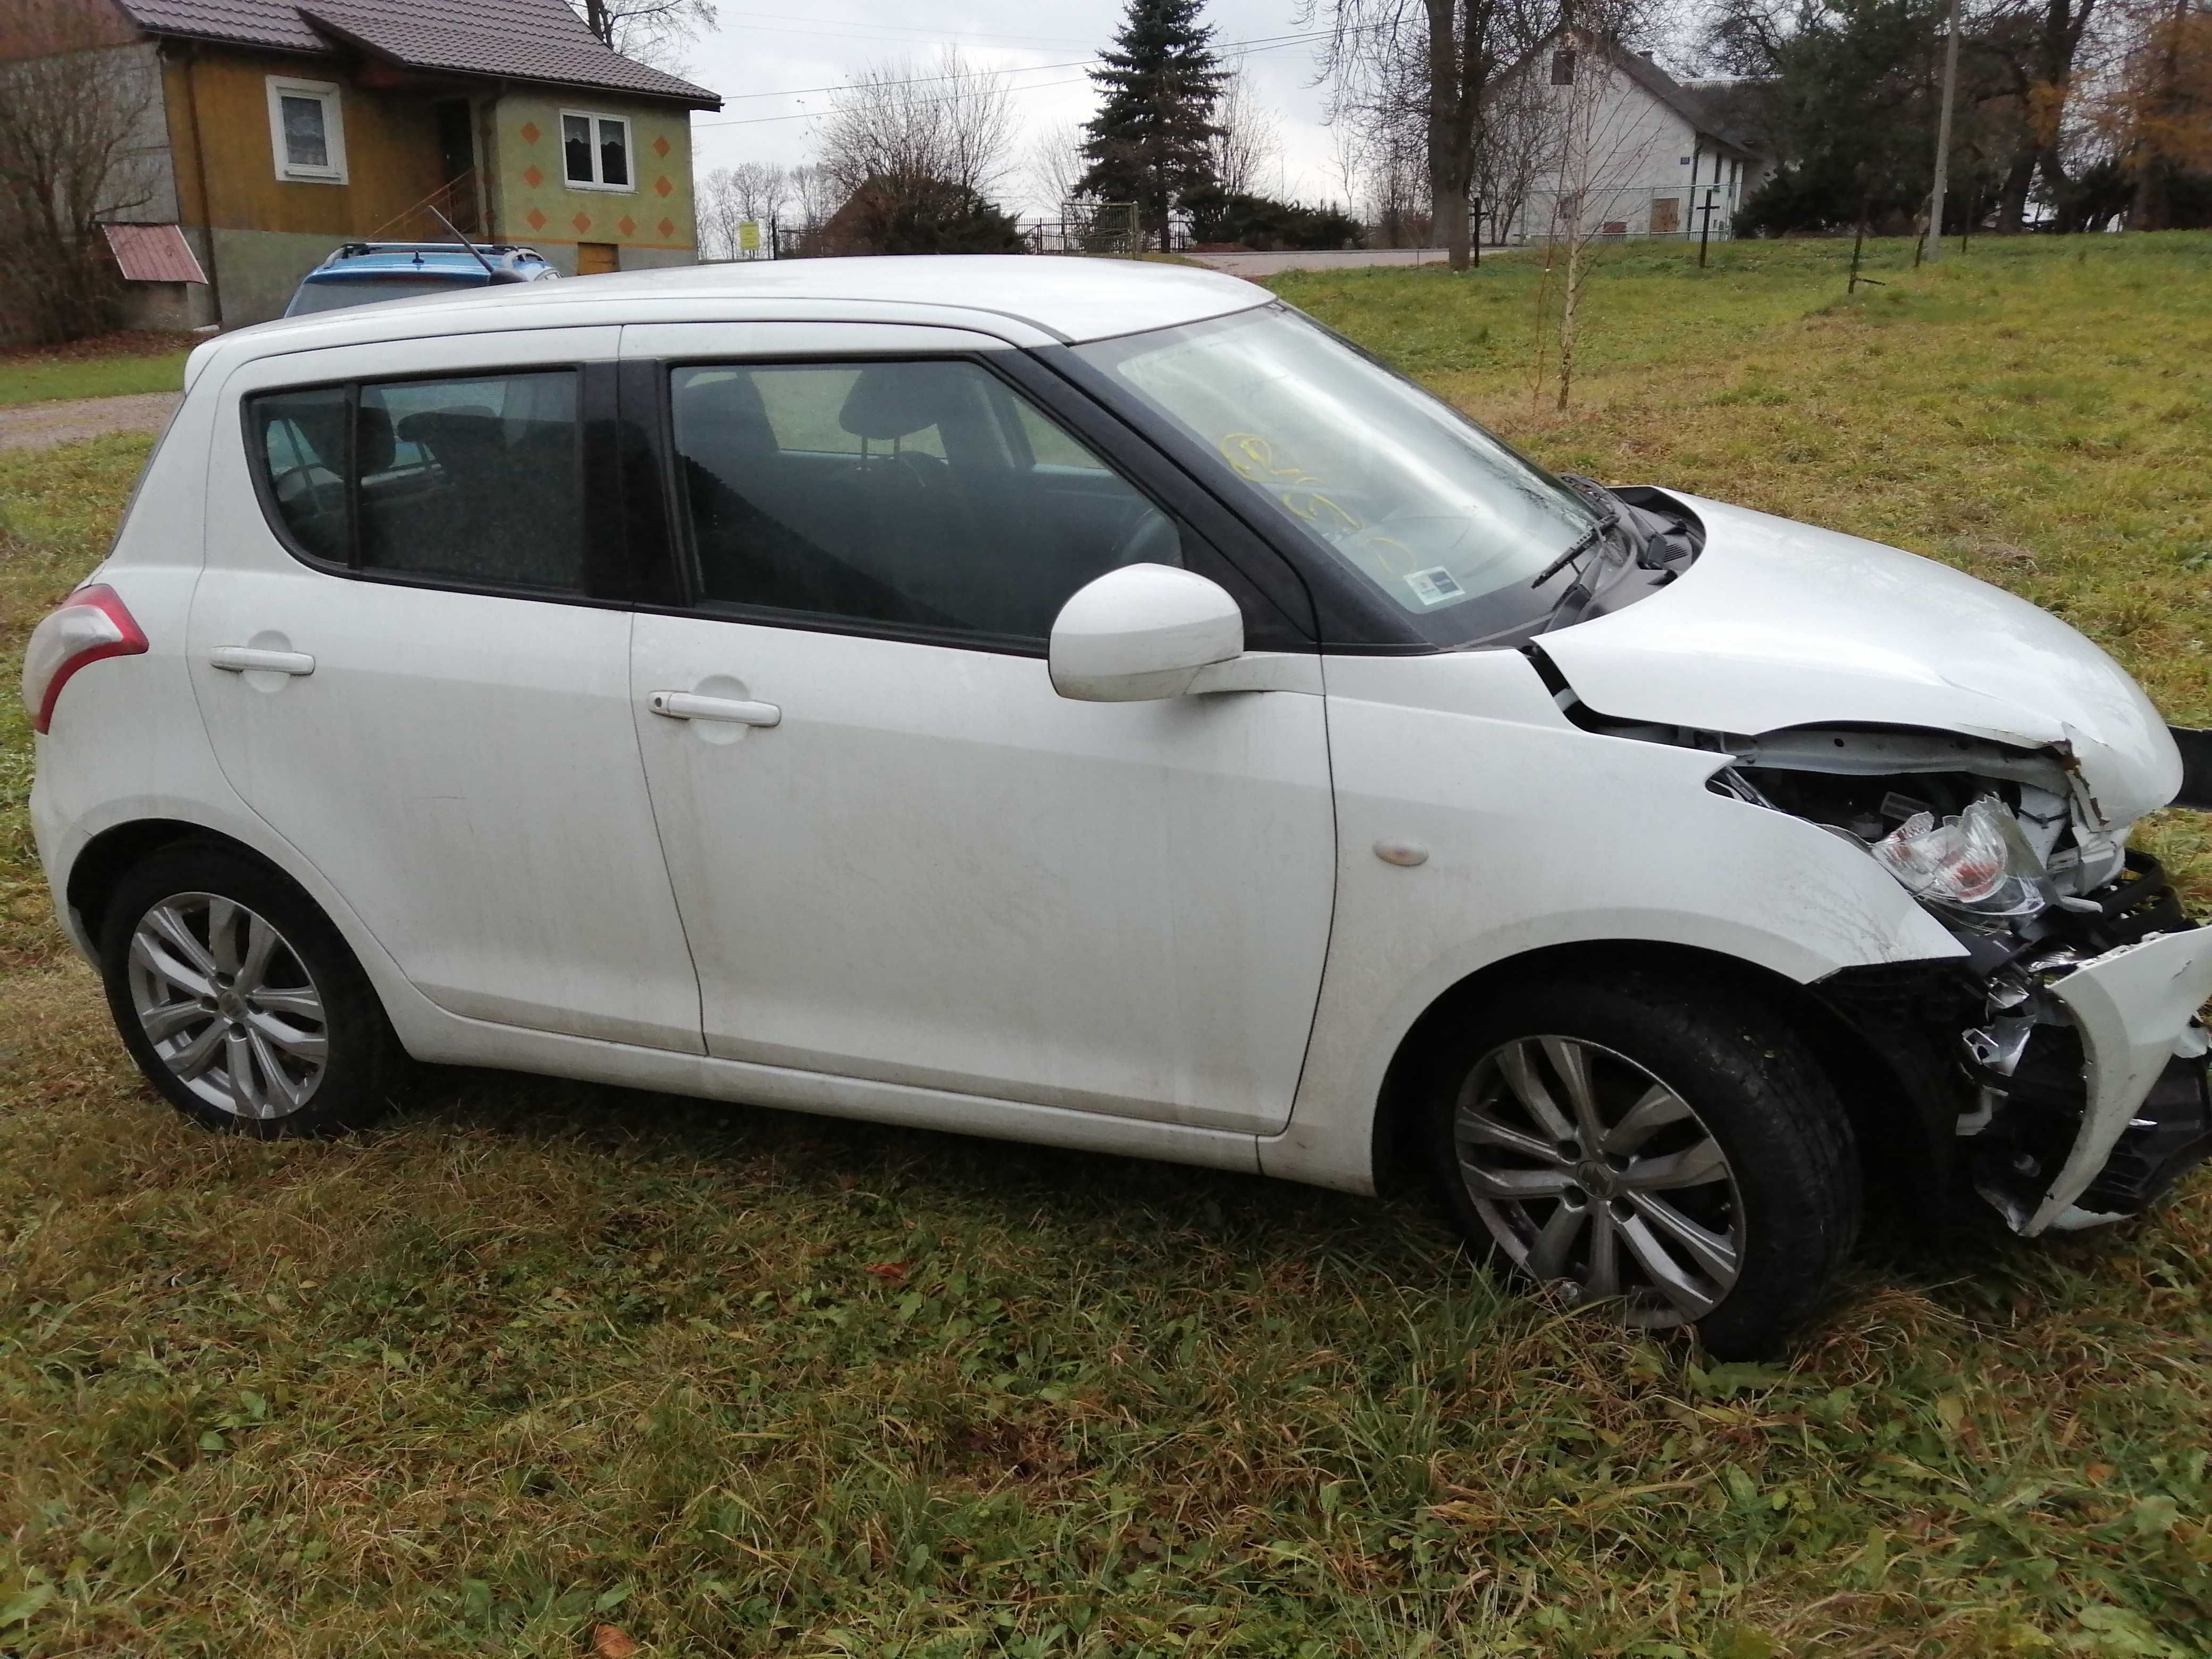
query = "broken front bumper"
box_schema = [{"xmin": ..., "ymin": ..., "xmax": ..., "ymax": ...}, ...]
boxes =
[
  {"xmin": 1951, "ymin": 919, "xmax": 2212, "ymax": 1236},
  {"xmin": 2017, "ymin": 929, "xmax": 2212, "ymax": 1233}
]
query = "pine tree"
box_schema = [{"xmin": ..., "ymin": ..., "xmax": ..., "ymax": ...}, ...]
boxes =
[{"xmin": 1078, "ymin": 0, "xmax": 1228, "ymax": 247}]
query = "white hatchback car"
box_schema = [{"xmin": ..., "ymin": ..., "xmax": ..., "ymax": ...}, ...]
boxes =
[{"xmin": 26, "ymin": 258, "xmax": 2212, "ymax": 1355}]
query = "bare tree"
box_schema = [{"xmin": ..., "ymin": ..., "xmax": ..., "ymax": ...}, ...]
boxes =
[
  {"xmin": 710, "ymin": 159, "xmax": 790, "ymax": 254},
  {"xmin": 697, "ymin": 166, "xmax": 741, "ymax": 259},
  {"xmin": 1529, "ymin": 16, "xmax": 1670, "ymax": 409},
  {"xmin": 568, "ymin": 0, "xmax": 717, "ymax": 70},
  {"xmin": 818, "ymin": 49, "xmax": 1018, "ymax": 200},
  {"xmin": 1473, "ymin": 58, "xmax": 1563, "ymax": 240},
  {"xmin": 789, "ymin": 162, "xmax": 840, "ymax": 231},
  {"xmin": 1026, "ymin": 118, "xmax": 1092, "ymax": 214},
  {"xmin": 698, "ymin": 162, "xmax": 789, "ymax": 258},
  {"xmin": 1209, "ymin": 63, "xmax": 1285, "ymax": 197},
  {"xmin": 0, "ymin": 19, "xmax": 164, "ymax": 345},
  {"xmin": 1305, "ymin": 0, "xmax": 1568, "ymax": 269}
]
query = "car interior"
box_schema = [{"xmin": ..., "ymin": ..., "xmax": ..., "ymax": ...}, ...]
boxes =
[
  {"xmin": 253, "ymin": 374, "xmax": 584, "ymax": 591},
  {"xmin": 671, "ymin": 360, "xmax": 1183, "ymax": 642}
]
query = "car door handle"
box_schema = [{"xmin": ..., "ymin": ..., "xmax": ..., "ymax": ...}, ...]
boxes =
[
  {"xmin": 211, "ymin": 646, "xmax": 315, "ymax": 676},
  {"xmin": 648, "ymin": 690, "xmax": 782, "ymax": 727}
]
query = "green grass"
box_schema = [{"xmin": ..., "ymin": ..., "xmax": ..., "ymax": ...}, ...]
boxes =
[
  {"xmin": 0, "ymin": 342, "xmax": 192, "ymax": 407},
  {"xmin": 3, "ymin": 236, "xmax": 2211, "ymax": 1658}
]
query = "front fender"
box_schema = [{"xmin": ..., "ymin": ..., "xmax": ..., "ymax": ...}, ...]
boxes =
[{"xmin": 1261, "ymin": 651, "xmax": 1963, "ymax": 1193}]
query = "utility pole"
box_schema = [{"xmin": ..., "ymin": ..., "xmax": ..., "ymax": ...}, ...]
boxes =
[
  {"xmin": 1697, "ymin": 188, "xmax": 1716, "ymax": 267},
  {"xmin": 1925, "ymin": 0, "xmax": 1962, "ymax": 263}
]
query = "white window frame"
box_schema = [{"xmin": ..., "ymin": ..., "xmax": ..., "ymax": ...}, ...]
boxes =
[
  {"xmin": 266, "ymin": 76, "xmax": 347, "ymax": 185},
  {"xmin": 560, "ymin": 109, "xmax": 636, "ymax": 193}
]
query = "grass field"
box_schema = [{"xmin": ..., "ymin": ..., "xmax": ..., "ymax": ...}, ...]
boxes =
[
  {"xmin": 3, "ymin": 236, "xmax": 2210, "ymax": 1657},
  {"xmin": 0, "ymin": 335, "xmax": 195, "ymax": 408}
]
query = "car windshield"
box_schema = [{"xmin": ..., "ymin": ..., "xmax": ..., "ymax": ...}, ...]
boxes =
[
  {"xmin": 1074, "ymin": 304, "xmax": 1600, "ymax": 643},
  {"xmin": 286, "ymin": 276, "xmax": 479, "ymax": 316}
]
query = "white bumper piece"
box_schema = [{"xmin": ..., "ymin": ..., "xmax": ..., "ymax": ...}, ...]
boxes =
[{"xmin": 2021, "ymin": 929, "xmax": 2212, "ymax": 1235}]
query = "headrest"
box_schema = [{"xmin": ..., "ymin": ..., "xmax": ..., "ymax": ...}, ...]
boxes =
[
  {"xmin": 396, "ymin": 406, "xmax": 504, "ymax": 467},
  {"xmin": 674, "ymin": 371, "xmax": 775, "ymax": 456},
  {"xmin": 837, "ymin": 363, "xmax": 957, "ymax": 442}
]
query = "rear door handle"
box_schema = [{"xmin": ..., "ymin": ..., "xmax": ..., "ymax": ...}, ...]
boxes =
[
  {"xmin": 211, "ymin": 647, "xmax": 315, "ymax": 676},
  {"xmin": 648, "ymin": 690, "xmax": 781, "ymax": 727}
]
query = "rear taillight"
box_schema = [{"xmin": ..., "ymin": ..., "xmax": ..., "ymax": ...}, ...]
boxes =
[{"xmin": 22, "ymin": 583, "xmax": 147, "ymax": 734}]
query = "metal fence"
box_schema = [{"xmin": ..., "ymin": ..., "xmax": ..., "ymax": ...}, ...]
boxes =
[{"xmin": 1017, "ymin": 207, "xmax": 1191, "ymax": 257}]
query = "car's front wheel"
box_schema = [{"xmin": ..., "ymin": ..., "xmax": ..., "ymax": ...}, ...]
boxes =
[
  {"xmin": 97, "ymin": 842, "xmax": 407, "ymax": 1137},
  {"xmin": 1425, "ymin": 970, "xmax": 1861, "ymax": 1358}
]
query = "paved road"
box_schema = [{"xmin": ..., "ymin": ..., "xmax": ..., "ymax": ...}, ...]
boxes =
[
  {"xmin": 0, "ymin": 391, "xmax": 180, "ymax": 451},
  {"xmin": 1186, "ymin": 246, "xmax": 1513, "ymax": 276}
]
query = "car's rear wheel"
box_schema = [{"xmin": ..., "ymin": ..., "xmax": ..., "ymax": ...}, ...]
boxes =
[
  {"xmin": 1425, "ymin": 970, "xmax": 1861, "ymax": 1358},
  {"xmin": 97, "ymin": 842, "xmax": 407, "ymax": 1137}
]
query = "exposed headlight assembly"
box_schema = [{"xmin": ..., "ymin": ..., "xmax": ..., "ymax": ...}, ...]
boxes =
[{"xmin": 1867, "ymin": 795, "xmax": 2051, "ymax": 927}]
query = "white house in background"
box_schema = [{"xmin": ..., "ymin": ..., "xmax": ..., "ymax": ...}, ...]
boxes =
[{"xmin": 1491, "ymin": 32, "xmax": 1772, "ymax": 244}]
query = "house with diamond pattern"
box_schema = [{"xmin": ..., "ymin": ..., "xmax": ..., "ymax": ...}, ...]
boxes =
[{"xmin": 1, "ymin": 0, "xmax": 720, "ymax": 328}]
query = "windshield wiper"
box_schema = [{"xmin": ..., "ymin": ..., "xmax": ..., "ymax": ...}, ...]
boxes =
[
  {"xmin": 1529, "ymin": 520, "xmax": 1605, "ymax": 590},
  {"xmin": 1535, "ymin": 521, "xmax": 1641, "ymax": 633}
]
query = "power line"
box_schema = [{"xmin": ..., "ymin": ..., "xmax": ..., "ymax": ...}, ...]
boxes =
[
  {"xmin": 696, "ymin": 74, "xmax": 1095, "ymax": 129},
  {"xmin": 717, "ymin": 9, "xmax": 1100, "ymax": 49},
  {"xmin": 694, "ymin": 26, "xmax": 1345, "ymax": 119}
]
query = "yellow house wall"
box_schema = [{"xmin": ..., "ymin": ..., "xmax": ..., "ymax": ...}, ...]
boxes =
[
  {"xmin": 487, "ymin": 90, "xmax": 697, "ymax": 265},
  {"xmin": 163, "ymin": 48, "xmax": 447, "ymax": 238}
]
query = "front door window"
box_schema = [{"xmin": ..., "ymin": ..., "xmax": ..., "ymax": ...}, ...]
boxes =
[{"xmin": 667, "ymin": 358, "xmax": 1185, "ymax": 647}]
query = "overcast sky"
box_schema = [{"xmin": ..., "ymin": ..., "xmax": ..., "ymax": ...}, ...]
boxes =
[{"xmin": 678, "ymin": 2, "xmax": 1355, "ymax": 219}]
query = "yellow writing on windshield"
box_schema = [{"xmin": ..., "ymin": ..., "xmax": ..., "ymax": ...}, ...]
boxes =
[{"xmin": 1220, "ymin": 432, "xmax": 1415, "ymax": 575}]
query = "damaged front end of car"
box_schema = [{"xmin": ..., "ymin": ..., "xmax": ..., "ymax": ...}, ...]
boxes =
[{"xmin": 1579, "ymin": 709, "xmax": 2212, "ymax": 1235}]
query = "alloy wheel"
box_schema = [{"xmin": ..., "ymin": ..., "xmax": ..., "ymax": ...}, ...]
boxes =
[
  {"xmin": 1454, "ymin": 1035, "xmax": 1744, "ymax": 1327},
  {"xmin": 126, "ymin": 892, "xmax": 329, "ymax": 1119}
]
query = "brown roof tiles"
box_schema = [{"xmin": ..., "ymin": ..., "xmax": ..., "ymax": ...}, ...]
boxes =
[{"xmin": 113, "ymin": 0, "xmax": 719, "ymax": 107}]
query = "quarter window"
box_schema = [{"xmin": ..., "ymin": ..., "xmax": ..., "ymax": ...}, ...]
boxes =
[
  {"xmin": 669, "ymin": 359, "xmax": 1186, "ymax": 646},
  {"xmin": 253, "ymin": 386, "xmax": 349, "ymax": 563},
  {"xmin": 266, "ymin": 77, "xmax": 346, "ymax": 183},
  {"xmin": 247, "ymin": 371, "xmax": 585, "ymax": 593},
  {"xmin": 563, "ymin": 112, "xmax": 633, "ymax": 190}
]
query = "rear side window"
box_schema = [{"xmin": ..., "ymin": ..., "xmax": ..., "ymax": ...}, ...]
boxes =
[
  {"xmin": 253, "ymin": 386, "xmax": 350, "ymax": 563},
  {"xmin": 246, "ymin": 370, "xmax": 584, "ymax": 592}
]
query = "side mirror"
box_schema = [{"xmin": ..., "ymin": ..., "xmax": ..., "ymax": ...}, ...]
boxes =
[{"xmin": 1049, "ymin": 564, "xmax": 1244, "ymax": 702}]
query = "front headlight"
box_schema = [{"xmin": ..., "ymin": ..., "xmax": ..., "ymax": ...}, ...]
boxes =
[{"xmin": 1868, "ymin": 795, "xmax": 2051, "ymax": 926}]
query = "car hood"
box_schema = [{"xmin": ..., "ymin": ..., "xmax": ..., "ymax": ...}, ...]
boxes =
[{"xmin": 1538, "ymin": 494, "xmax": 2183, "ymax": 826}]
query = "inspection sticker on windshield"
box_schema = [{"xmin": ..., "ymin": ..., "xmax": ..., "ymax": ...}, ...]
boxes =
[{"xmin": 1405, "ymin": 566, "xmax": 1466, "ymax": 607}]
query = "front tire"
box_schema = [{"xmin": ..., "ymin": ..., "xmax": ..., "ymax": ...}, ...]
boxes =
[
  {"xmin": 97, "ymin": 842, "xmax": 408, "ymax": 1137},
  {"xmin": 1425, "ymin": 970, "xmax": 1861, "ymax": 1358}
]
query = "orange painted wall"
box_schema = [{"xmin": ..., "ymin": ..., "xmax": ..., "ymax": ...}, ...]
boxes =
[{"xmin": 487, "ymin": 91, "xmax": 697, "ymax": 253}]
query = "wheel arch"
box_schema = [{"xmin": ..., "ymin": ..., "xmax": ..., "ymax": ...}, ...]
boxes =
[
  {"xmin": 1367, "ymin": 938, "xmax": 1957, "ymax": 1224},
  {"xmin": 64, "ymin": 818, "xmax": 241, "ymax": 945},
  {"xmin": 66, "ymin": 819, "xmax": 342, "ymax": 967}
]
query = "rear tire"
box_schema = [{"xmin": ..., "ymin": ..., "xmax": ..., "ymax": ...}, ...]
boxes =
[
  {"xmin": 1423, "ymin": 969, "xmax": 1861, "ymax": 1359},
  {"xmin": 97, "ymin": 841, "xmax": 408, "ymax": 1137}
]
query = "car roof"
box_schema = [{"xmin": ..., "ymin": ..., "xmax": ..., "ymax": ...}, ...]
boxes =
[{"xmin": 196, "ymin": 256, "xmax": 1272, "ymax": 386}]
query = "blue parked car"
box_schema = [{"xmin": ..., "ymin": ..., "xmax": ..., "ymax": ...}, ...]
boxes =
[{"xmin": 282, "ymin": 242, "xmax": 558, "ymax": 317}]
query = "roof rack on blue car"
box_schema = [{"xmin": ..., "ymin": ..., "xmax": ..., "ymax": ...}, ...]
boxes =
[{"xmin": 283, "ymin": 241, "xmax": 558, "ymax": 316}]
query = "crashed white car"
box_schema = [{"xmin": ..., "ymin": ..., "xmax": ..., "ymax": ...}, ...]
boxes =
[{"xmin": 23, "ymin": 258, "xmax": 2211, "ymax": 1355}]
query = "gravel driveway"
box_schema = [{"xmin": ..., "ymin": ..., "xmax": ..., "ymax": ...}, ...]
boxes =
[{"xmin": 0, "ymin": 391, "xmax": 180, "ymax": 452}]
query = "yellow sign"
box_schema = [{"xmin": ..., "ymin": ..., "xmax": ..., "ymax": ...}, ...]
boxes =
[{"xmin": 738, "ymin": 221, "xmax": 761, "ymax": 253}]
